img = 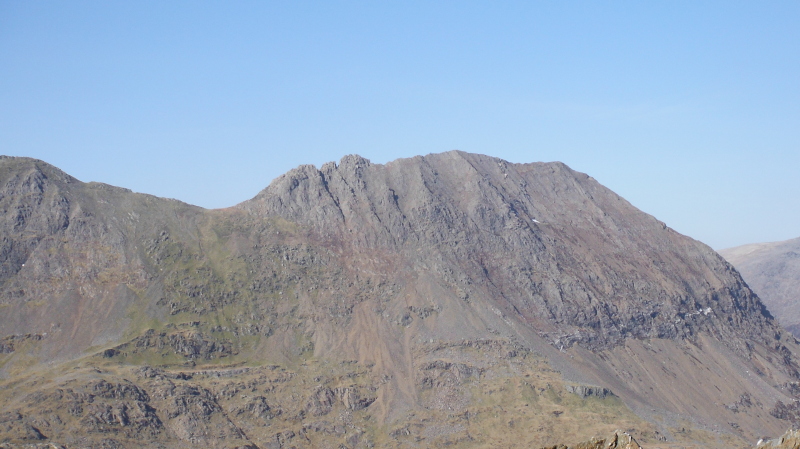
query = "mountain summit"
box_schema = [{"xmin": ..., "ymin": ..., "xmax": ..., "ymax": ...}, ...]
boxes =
[
  {"xmin": 241, "ymin": 151, "xmax": 774, "ymax": 351},
  {"xmin": 1, "ymin": 152, "xmax": 798, "ymax": 448}
]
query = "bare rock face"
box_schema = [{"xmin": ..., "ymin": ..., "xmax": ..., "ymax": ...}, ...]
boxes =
[
  {"xmin": 241, "ymin": 151, "xmax": 775, "ymax": 353},
  {"xmin": 720, "ymin": 237, "xmax": 800, "ymax": 337},
  {"xmin": 1, "ymin": 152, "xmax": 800, "ymax": 448}
]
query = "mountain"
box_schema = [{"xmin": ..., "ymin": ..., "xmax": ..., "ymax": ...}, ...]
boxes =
[
  {"xmin": 720, "ymin": 237, "xmax": 800, "ymax": 337},
  {"xmin": 1, "ymin": 152, "xmax": 799, "ymax": 448}
]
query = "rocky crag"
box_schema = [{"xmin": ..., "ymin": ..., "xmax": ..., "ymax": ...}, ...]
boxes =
[
  {"xmin": 755, "ymin": 429, "xmax": 800, "ymax": 449},
  {"xmin": 1, "ymin": 152, "xmax": 799, "ymax": 448},
  {"xmin": 720, "ymin": 237, "xmax": 800, "ymax": 337}
]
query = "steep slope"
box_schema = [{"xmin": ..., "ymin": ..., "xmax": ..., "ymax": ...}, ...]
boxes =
[
  {"xmin": 241, "ymin": 152, "xmax": 774, "ymax": 351},
  {"xmin": 239, "ymin": 151, "xmax": 800, "ymax": 442},
  {"xmin": 0, "ymin": 155, "xmax": 206, "ymax": 364},
  {"xmin": 1, "ymin": 152, "xmax": 799, "ymax": 449},
  {"xmin": 720, "ymin": 237, "xmax": 800, "ymax": 337}
]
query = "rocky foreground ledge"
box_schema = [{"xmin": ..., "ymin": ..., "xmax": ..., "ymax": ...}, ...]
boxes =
[
  {"xmin": 543, "ymin": 428, "xmax": 800, "ymax": 449},
  {"xmin": 758, "ymin": 429, "xmax": 800, "ymax": 449},
  {"xmin": 0, "ymin": 433, "xmax": 641, "ymax": 449},
  {"xmin": 540, "ymin": 430, "xmax": 641, "ymax": 449},
  {"xmin": 8, "ymin": 429, "xmax": 800, "ymax": 449}
]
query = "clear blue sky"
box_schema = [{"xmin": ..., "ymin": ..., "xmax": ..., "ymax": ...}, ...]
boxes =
[{"xmin": 1, "ymin": 2, "xmax": 798, "ymax": 249}]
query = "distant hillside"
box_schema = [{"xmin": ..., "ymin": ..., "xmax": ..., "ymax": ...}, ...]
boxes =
[
  {"xmin": 720, "ymin": 237, "xmax": 800, "ymax": 336},
  {"xmin": 1, "ymin": 152, "xmax": 799, "ymax": 448}
]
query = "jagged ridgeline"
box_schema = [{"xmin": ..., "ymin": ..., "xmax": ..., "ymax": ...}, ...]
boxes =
[{"xmin": 1, "ymin": 152, "xmax": 799, "ymax": 449}]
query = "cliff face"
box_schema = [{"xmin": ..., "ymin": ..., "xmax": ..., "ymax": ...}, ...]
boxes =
[
  {"xmin": 720, "ymin": 237, "xmax": 800, "ymax": 337},
  {"xmin": 0, "ymin": 152, "xmax": 799, "ymax": 448},
  {"xmin": 241, "ymin": 151, "xmax": 774, "ymax": 352}
]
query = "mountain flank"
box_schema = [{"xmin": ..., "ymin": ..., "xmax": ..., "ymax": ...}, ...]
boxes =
[
  {"xmin": 720, "ymin": 237, "xmax": 800, "ymax": 337},
  {"xmin": 1, "ymin": 152, "xmax": 799, "ymax": 448}
]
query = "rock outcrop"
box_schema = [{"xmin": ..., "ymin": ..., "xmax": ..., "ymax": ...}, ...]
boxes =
[
  {"xmin": 757, "ymin": 429, "xmax": 800, "ymax": 449},
  {"xmin": 541, "ymin": 430, "xmax": 641, "ymax": 449}
]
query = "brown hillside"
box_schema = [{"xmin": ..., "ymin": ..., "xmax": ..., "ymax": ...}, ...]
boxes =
[{"xmin": 0, "ymin": 152, "xmax": 798, "ymax": 448}]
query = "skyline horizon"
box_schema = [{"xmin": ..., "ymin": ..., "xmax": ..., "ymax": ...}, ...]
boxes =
[
  {"xmin": 2, "ymin": 2, "xmax": 797, "ymax": 250},
  {"xmin": 2, "ymin": 148, "xmax": 792, "ymax": 251}
]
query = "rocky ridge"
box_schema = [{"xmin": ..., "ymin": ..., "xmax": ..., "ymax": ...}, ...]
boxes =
[
  {"xmin": 241, "ymin": 152, "xmax": 776, "ymax": 353},
  {"xmin": 0, "ymin": 152, "xmax": 799, "ymax": 448}
]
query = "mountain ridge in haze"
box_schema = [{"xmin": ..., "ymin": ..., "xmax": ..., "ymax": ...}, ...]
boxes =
[{"xmin": 720, "ymin": 236, "xmax": 800, "ymax": 337}]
